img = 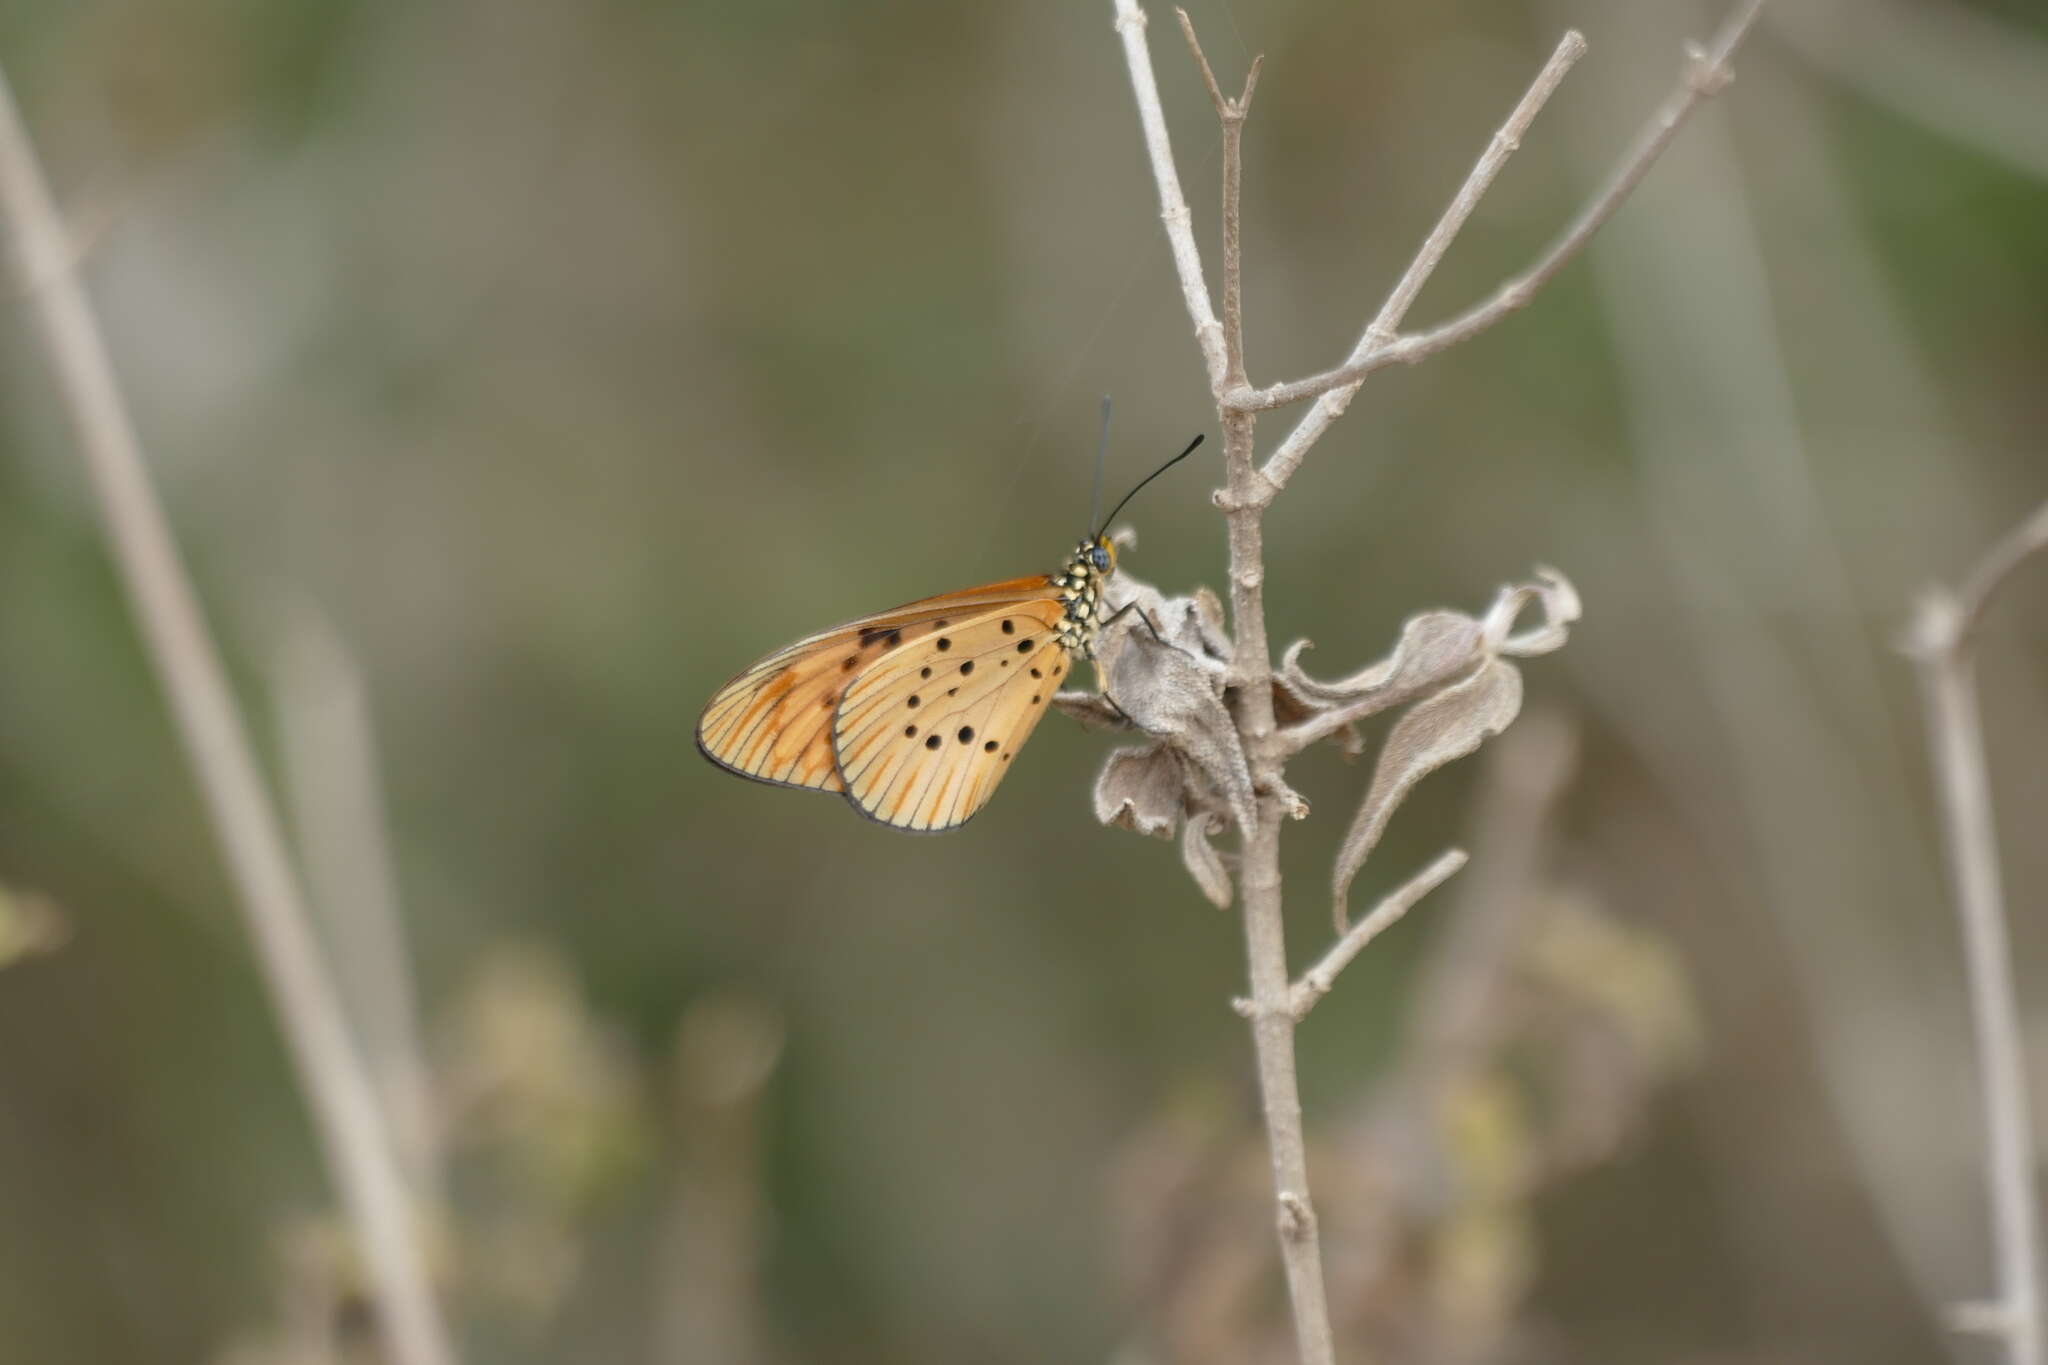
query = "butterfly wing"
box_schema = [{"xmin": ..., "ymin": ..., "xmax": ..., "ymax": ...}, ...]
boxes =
[
  {"xmin": 696, "ymin": 576, "xmax": 1061, "ymax": 797},
  {"xmin": 834, "ymin": 599, "xmax": 1073, "ymax": 832}
]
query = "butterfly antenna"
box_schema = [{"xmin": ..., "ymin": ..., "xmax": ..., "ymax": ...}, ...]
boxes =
[
  {"xmin": 1095, "ymin": 433, "xmax": 1205, "ymax": 537},
  {"xmin": 1086, "ymin": 395, "xmax": 1113, "ymax": 542}
]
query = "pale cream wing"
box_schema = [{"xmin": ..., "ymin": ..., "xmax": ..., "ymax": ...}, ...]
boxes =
[
  {"xmin": 833, "ymin": 600, "xmax": 1073, "ymax": 831},
  {"xmin": 696, "ymin": 576, "xmax": 1060, "ymax": 795}
]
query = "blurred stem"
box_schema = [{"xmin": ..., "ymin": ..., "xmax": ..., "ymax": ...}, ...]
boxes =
[
  {"xmin": 0, "ymin": 67, "xmax": 457, "ymax": 1365},
  {"xmin": 1773, "ymin": 0, "xmax": 2048, "ymax": 184},
  {"xmin": 659, "ymin": 996, "xmax": 784, "ymax": 1365},
  {"xmin": 1907, "ymin": 502, "xmax": 2048, "ymax": 1365},
  {"xmin": 273, "ymin": 596, "xmax": 443, "ymax": 1213}
]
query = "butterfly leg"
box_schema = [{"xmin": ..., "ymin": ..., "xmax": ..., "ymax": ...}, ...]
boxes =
[{"xmin": 1100, "ymin": 598, "xmax": 1167, "ymax": 646}]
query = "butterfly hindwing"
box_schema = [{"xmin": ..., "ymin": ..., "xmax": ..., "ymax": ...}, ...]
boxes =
[
  {"xmin": 695, "ymin": 635, "xmax": 852, "ymax": 793},
  {"xmin": 695, "ymin": 577, "xmax": 1063, "ymax": 798},
  {"xmin": 834, "ymin": 600, "xmax": 1072, "ymax": 832}
]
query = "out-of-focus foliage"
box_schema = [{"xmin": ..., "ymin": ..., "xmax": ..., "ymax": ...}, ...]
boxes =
[
  {"xmin": 0, "ymin": 880, "xmax": 66, "ymax": 967},
  {"xmin": 2, "ymin": 0, "xmax": 2044, "ymax": 1361}
]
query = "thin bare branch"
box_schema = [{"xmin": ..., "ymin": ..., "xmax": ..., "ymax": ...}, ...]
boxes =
[
  {"xmin": 1905, "ymin": 499, "xmax": 2048, "ymax": 1365},
  {"xmin": 1175, "ymin": 10, "xmax": 1262, "ymax": 391},
  {"xmin": 1945, "ymin": 501, "xmax": 2048, "ymax": 651},
  {"xmin": 1257, "ymin": 0, "xmax": 1766, "ymax": 488},
  {"xmin": 0, "ymin": 67, "xmax": 457, "ymax": 1365},
  {"xmin": 1111, "ymin": 0, "xmax": 1230, "ymax": 390},
  {"xmin": 1175, "ymin": 7, "xmax": 1230, "ymax": 116},
  {"xmin": 1281, "ymin": 849, "xmax": 1468, "ymax": 1022}
]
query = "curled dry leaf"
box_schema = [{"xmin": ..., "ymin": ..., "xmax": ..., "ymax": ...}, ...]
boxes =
[
  {"xmin": 1089, "ymin": 573, "xmax": 1257, "ymax": 838},
  {"xmin": 1273, "ymin": 570, "xmax": 1578, "ymax": 761},
  {"xmin": 1093, "ymin": 742, "xmax": 1185, "ymax": 840},
  {"xmin": 1090, "ymin": 741, "xmax": 1242, "ymax": 904},
  {"xmin": 1278, "ymin": 612, "xmax": 1483, "ymax": 708},
  {"xmin": 1332, "ymin": 658, "xmax": 1524, "ymax": 929},
  {"xmin": 1181, "ymin": 812, "xmax": 1233, "ymax": 909},
  {"xmin": 1482, "ymin": 566, "xmax": 1581, "ymax": 657},
  {"xmin": 1275, "ymin": 613, "xmax": 1486, "ymax": 757},
  {"xmin": 1066, "ymin": 568, "xmax": 1249, "ymax": 905},
  {"xmin": 1105, "ymin": 641, "xmax": 1255, "ymax": 832}
]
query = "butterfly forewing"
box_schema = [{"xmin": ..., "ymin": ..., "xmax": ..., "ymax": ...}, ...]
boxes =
[
  {"xmin": 835, "ymin": 600, "xmax": 1072, "ymax": 831},
  {"xmin": 696, "ymin": 577, "xmax": 1067, "ymax": 807}
]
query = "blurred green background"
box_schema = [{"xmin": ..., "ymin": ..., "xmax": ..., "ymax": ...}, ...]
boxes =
[{"xmin": 2, "ymin": 0, "xmax": 2045, "ymax": 1361}]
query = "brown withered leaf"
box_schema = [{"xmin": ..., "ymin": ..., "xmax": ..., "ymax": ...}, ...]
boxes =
[
  {"xmin": 1332, "ymin": 658, "xmax": 1524, "ymax": 928},
  {"xmin": 1278, "ymin": 612, "xmax": 1484, "ymax": 708},
  {"xmin": 1063, "ymin": 566, "xmax": 1254, "ymax": 902},
  {"xmin": 1102, "ymin": 644, "xmax": 1256, "ymax": 835},
  {"xmin": 1084, "ymin": 572, "xmax": 1258, "ymax": 838},
  {"xmin": 1274, "ymin": 611, "xmax": 1487, "ymax": 756},
  {"xmin": 1093, "ymin": 742, "xmax": 1184, "ymax": 839},
  {"xmin": 1273, "ymin": 571, "xmax": 1579, "ymax": 761}
]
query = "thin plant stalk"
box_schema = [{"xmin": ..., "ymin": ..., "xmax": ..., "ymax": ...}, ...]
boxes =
[
  {"xmin": 0, "ymin": 67, "xmax": 457, "ymax": 1365},
  {"xmin": 1907, "ymin": 501, "xmax": 2048, "ymax": 1365},
  {"xmin": 273, "ymin": 597, "xmax": 444, "ymax": 1213}
]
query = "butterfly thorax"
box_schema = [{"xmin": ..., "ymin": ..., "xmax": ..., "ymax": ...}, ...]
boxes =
[{"xmin": 1051, "ymin": 536, "xmax": 1117, "ymax": 658}]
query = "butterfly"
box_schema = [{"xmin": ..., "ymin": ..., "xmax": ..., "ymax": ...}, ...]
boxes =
[{"xmin": 696, "ymin": 432, "xmax": 1204, "ymax": 832}]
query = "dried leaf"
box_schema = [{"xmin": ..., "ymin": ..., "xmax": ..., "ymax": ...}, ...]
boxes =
[
  {"xmin": 1332, "ymin": 658, "xmax": 1524, "ymax": 927},
  {"xmin": 1482, "ymin": 566, "xmax": 1580, "ymax": 657},
  {"xmin": 1099, "ymin": 632, "xmax": 1256, "ymax": 835},
  {"xmin": 1279, "ymin": 612, "xmax": 1484, "ymax": 710},
  {"xmin": 1096, "ymin": 572, "xmax": 1232, "ymax": 665},
  {"xmin": 1181, "ymin": 812, "xmax": 1233, "ymax": 909},
  {"xmin": 1093, "ymin": 742, "xmax": 1183, "ymax": 839}
]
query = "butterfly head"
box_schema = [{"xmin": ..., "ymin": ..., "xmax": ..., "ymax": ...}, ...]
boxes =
[
  {"xmin": 1088, "ymin": 534, "xmax": 1116, "ymax": 576},
  {"xmin": 1062, "ymin": 534, "xmax": 1116, "ymax": 585}
]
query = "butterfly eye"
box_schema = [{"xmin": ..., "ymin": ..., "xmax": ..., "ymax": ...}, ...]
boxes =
[{"xmin": 1090, "ymin": 546, "xmax": 1112, "ymax": 573}]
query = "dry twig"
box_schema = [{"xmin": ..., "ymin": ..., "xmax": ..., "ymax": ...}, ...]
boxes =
[
  {"xmin": 1102, "ymin": 4, "xmax": 1761, "ymax": 1360},
  {"xmin": 1904, "ymin": 500, "xmax": 2048, "ymax": 1365},
  {"xmin": 0, "ymin": 67, "xmax": 457, "ymax": 1365}
]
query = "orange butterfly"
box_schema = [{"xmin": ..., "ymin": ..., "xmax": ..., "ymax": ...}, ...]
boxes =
[{"xmin": 696, "ymin": 434, "xmax": 1203, "ymax": 831}]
